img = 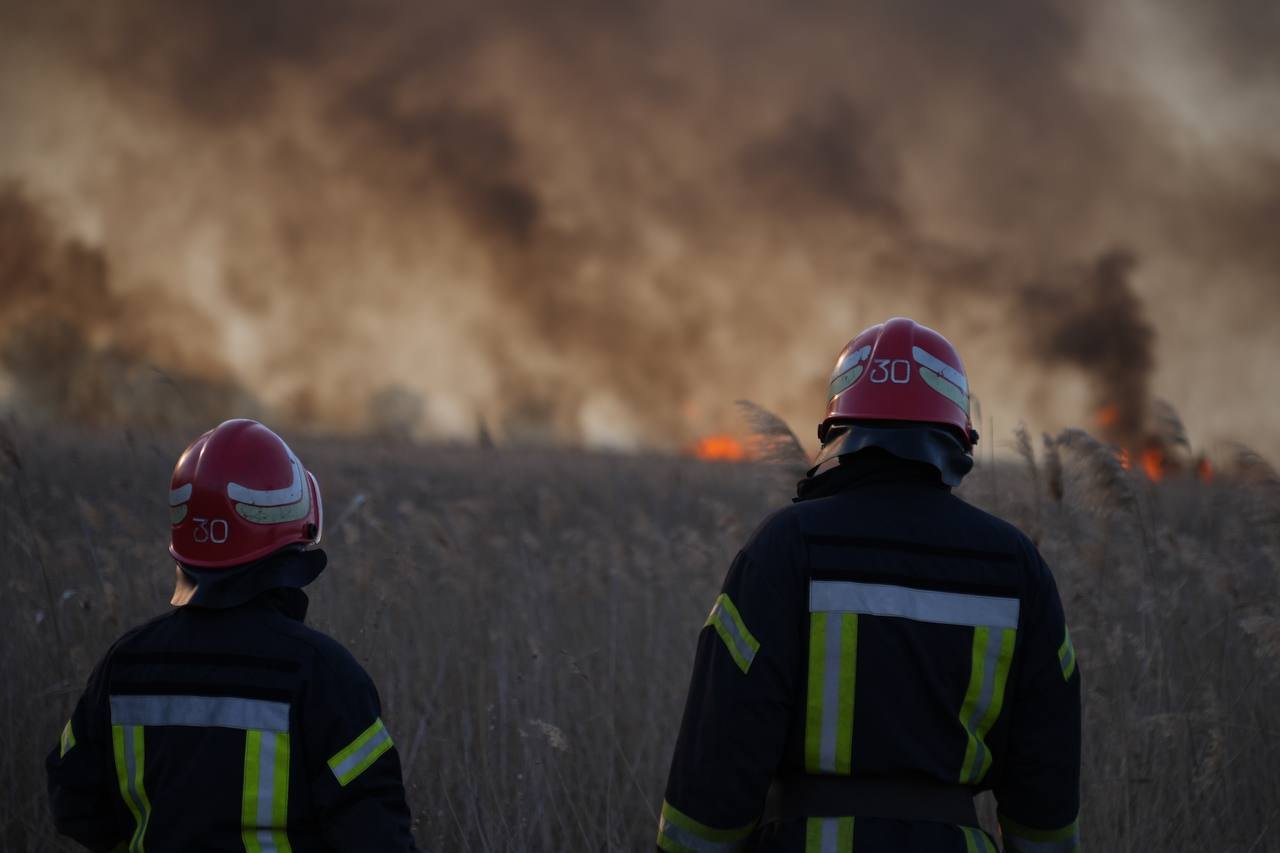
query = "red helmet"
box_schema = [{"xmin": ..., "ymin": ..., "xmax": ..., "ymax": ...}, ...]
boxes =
[
  {"xmin": 168, "ymin": 420, "xmax": 323, "ymax": 569},
  {"xmin": 821, "ymin": 317, "xmax": 978, "ymax": 448}
]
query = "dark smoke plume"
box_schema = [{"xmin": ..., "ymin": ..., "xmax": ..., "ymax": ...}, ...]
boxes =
[
  {"xmin": 1017, "ymin": 250, "xmax": 1155, "ymax": 446},
  {"xmin": 0, "ymin": 1, "xmax": 1277, "ymax": 453}
]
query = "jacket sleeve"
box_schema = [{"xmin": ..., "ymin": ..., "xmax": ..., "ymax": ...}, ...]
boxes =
[
  {"xmin": 658, "ymin": 513, "xmax": 805, "ymax": 852},
  {"xmin": 46, "ymin": 653, "xmax": 129, "ymax": 852},
  {"xmin": 303, "ymin": 645, "xmax": 419, "ymax": 852},
  {"xmin": 994, "ymin": 548, "xmax": 1082, "ymax": 852}
]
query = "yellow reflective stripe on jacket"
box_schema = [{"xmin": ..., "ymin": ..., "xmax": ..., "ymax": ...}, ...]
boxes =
[
  {"xmin": 111, "ymin": 724, "xmax": 151, "ymax": 852},
  {"xmin": 958, "ymin": 626, "xmax": 1016, "ymax": 784},
  {"xmin": 804, "ymin": 612, "xmax": 858, "ymax": 774},
  {"xmin": 327, "ymin": 717, "xmax": 393, "ymax": 787},
  {"xmin": 1058, "ymin": 626, "xmax": 1077, "ymax": 681},
  {"xmin": 242, "ymin": 730, "xmax": 292, "ymax": 853},
  {"xmin": 704, "ymin": 594, "xmax": 760, "ymax": 674},
  {"xmin": 960, "ymin": 825, "xmax": 998, "ymax": 853},
  {"xmin": 60, "ymin": 719, "xmax": 76, "ymax": 757},
  {"xmin": 999, "ymin": 814, "xmax": 1081, "ymax": 853},
  {"xmin": 805, "ymin": 816, "xmax": 854, "ymax": 852},
  {"xmin": 656, "ymin": 799, "xmax": 754, "ymax": 853}
]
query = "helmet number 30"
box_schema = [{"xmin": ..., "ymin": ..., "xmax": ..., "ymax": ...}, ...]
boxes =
[
  {"xmin": 870, "ymin": 358, "xmax": 911, "ymax": 384},
  {"xmin": 192, "ymin": 517, "xmax": 230, "ymax": 544}
]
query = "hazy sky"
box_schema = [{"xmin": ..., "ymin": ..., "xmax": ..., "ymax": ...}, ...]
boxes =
[{"xmin": 1, "ymin": 0, "xmax": 1277, "ymax": 460}]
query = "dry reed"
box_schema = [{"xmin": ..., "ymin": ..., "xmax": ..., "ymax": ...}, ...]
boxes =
[{"xmin": 1, "ymin": 424, "xmax": 1277, "ymax": 851}]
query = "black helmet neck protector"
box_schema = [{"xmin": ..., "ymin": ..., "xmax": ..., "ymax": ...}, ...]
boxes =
[
  {"xmin": 807, "ymin": 421, "xmax": 974, "ymax": 487},
  {"xmin": 171, "ymin": 547, "xmax": 327, "ymax": 609}
]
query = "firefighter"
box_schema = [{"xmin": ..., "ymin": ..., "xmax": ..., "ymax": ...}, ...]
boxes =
[
  {"xmin": 47, "ymin": 419, "xmax": 419, "ymax": 852},
  {"xmin": 658, "ymin": 318, "xmax": 1081, "ymax": 852}
]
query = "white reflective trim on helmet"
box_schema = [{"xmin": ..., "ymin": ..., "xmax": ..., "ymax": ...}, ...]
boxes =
[
  {"xmin": 168, "ymin": 483, "xmax": 192, "ymax": 506},
  {"xmin": 832, "ymin": 344, "xmax": 873, "ymax": 379},
  {"xmin": 919, "ymin": 367, "xmax": 969, "ymax": 412},
  {"xmin": 235, "ymin": 476, "xmax": 311, "ymax": 524},
  {"xmin": 828, "ymin": 345, "xmax": 873, "ymax": 400},
  {"xmin": 912, "ymin": 346, "xmax": 968, "ymax": 394},
  {"xmin": 309, "ymin": 472, "xmax": 323, "ymax": 544},
  {"xmin": 227, "ymin": 453, "xmax": 304, "ymax": 507}
]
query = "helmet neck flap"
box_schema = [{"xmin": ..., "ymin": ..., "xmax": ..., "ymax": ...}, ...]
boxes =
[
  {"xmin": 806, "ymin": 421, "xmax": 975, "ymax": 488},
  {"xmin": 171, "ymin": 546, "xmax": 327, "ymax": 610}
]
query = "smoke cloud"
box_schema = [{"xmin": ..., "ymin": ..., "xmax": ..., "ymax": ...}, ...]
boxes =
[
  {"xmin": 0, "ymin": 185, "xmax": 255, "ymax": 427},
  {"xmin": 0, "ymin": 0, "xmax": 1277, "ymax": 454}
]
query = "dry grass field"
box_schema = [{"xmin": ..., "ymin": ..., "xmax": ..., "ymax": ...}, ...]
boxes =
[{"xmin": 2, "ymin": 423, "xmax": 1279, "ymax": 851}]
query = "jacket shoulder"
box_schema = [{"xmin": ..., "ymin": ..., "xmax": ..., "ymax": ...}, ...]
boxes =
[
  {"xmin": 257, "ymin": 616, "xmax": 373, "ymax": 683},
  {"xmin": 946, "ymin": 493, "xmax": 1040, "ymax": 553},
  {"xmin": 739, "ymin": 503, "xmax": 810, "ymax": 563},
  {"xmin": 108, "ymin": 609, "xmax": 187, "ymax": 656}
]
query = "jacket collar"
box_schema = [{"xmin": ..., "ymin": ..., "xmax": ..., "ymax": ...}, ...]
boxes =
[
  {"xmin": 796, "ymin": 446, "xmax": 950, "ymax": 502},
  {"xmin": 171, "ymin": 547, "xmax": 326, "ymax": 611}
]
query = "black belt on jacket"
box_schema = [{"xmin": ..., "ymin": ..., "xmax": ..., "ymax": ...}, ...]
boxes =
[{"xmin": 768, "ymin": 774, "xmax": 979, "ymax": 827}]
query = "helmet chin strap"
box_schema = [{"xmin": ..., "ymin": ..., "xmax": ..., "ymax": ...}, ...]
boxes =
[{"xmin": 811, "ymin": 422, "xmax": 975, "ymax": 487}]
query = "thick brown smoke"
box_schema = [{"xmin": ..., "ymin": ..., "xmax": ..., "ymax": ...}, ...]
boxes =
[
  {"xmin": 1, "ymin": 1, "xmax": 1277, "ymax": 454},
  {"xmin": 1017, "ymin": 250, "xmax": 1155, "ymax": 447},
  {"xmin": 0, "ymin": 186, "xmax": 256, "ymax": 427}
]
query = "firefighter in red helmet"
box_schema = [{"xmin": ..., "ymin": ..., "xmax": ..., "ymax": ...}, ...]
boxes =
[
  {"xmin": 659, "ymin": 318, "xmax": 1081, "ymax": 852},
  {"xmin": 47, "ymin": 419, "xmax": 419, "ymax": 852}
]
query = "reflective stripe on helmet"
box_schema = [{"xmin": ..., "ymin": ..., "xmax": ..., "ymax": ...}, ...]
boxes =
[
  {"xmin": 704, "ymin": 594, "xmax": 760, "ymax": 675},
  {"xmin": 805, "ymin": 816, "xmax": 854, "ymax": 852},
  {"xmin": 959, "ymin": 626, "xmax": 1017, "ymax": 784},
  {"xmin": 241, "ymin": 730, "xmax": 292, "ymax": 852},
  {"xmin": 656, "ymin": 799, "xmax": 754, "ymax": 852},
  {"xmin": 327, "ymin": 718, "xmax": 394, "ymax": 787},
  {"xmin": 828, "ymin": 345, "xmax": 872, "ymax": 401},
  {"xmin": 110, "ymin": 694, "xmax": 290, "ymax": 732},
  {"xmin": 232, "ymin": 450, "xmax": 313, "ymax": 524},
  {"xmin": 809, "ymin": 581, "xmax": 1019, "ymax": 629},
  {"xmin": 112, "ymin": 724, "xmax": 151, "ymax": 852},
  {"xmin": 169, "ymin": 483, "xmax": 192, "ymax": 525},
  {"xmin": 227, "ymin": 453, "xmax": 304, "ymax": 507},
  {"xmin": 998, "ymin": 815, "xmax": 1081, "ymax": 853},
  {"xmin": 234, "ymin": 473, "xmax": 312, "ymax": 525},
  {"xmin": 912, "ymin": 346, "xmax": 968, "ymax": 393},
  {"xmin": 919, "ymin": 366, "xmax": 970, "ymax": 413}
]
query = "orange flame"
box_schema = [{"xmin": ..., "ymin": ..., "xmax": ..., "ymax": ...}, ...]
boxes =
[
  {"xmin": 1096, "ymin": 405, "xmax": 1120, "ymax": 429},
  {"xmin": 1117, "ymin": 447, "xmax": 1132, "ymax": 470},
  {"xmin": 691, "ymin": 434, "xmax": 747, "ymax": 461},
  {"xmin": 1141, "ymin": 447, "xmax": 1165, "ymax": 482},
  {"xmin": 1197, "ymin": 457, "xmax": 1214, "ymax": 483}
]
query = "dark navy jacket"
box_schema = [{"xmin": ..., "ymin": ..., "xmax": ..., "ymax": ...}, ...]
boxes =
[
  {"xmin": 659, "ymin": 452, "xmax": 1081, "ymax": 852},
  {"xmin": 47, "ymin": 578, "xmax": 418, "ymax": 852}
]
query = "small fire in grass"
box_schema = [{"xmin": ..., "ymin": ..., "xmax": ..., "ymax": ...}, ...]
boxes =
[
  {"xmin": 1140, "ymin": 445, "xmax": 1165, "ymax": 482},
  {"xmin": 1094, "ymin": 404, "xmax": 1211, "ymax": 483},
  {"xmin": 691, "ymin": 434, "xmax": 748, "ymax": 462}
]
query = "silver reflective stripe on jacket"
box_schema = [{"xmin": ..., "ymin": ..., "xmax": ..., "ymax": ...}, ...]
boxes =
[
  {"xmin": 110, "ymin": 695, "xmax": 290, "ymax": 732},
  {"xmin": 809, "ymin": 580, "xmax": 1019, "ymax": 628}
]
